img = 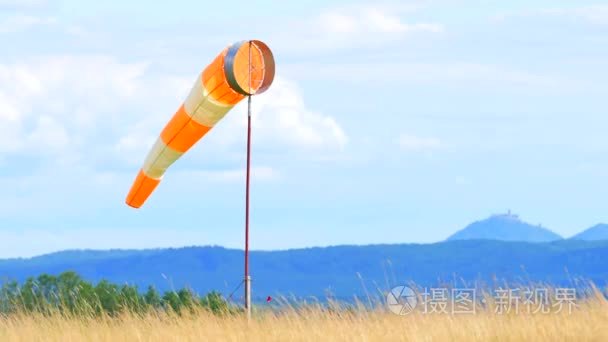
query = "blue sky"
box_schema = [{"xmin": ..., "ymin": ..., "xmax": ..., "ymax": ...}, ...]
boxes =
[{"xmin": 0, "ymin": 0, "xmax": 607, "ymax": 257}]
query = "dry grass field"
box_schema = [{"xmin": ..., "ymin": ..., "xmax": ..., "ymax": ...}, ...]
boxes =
[{"xmin": 1, "ymin": 294, "xmax": 606, "ymax": 342}]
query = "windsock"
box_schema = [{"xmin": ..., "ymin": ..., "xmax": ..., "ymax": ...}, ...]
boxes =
[{"xmin": 126, "ymin": 40, "xmax": 275, "ymax": 208}]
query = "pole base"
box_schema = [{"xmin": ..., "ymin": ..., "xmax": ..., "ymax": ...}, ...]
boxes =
[{"xmin": 244, "ymin": 275, "xmax": 252, "ymax": 319}]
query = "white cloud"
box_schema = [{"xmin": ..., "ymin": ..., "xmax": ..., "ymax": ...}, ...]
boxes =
[
  {"xmin": 252, "ymin": 77, "xmax": 348, "ymax": 150},
  {"xmin": 202, "ymin": 76, "xmax": 348, "ymax": 154},
  {"xmin": 0, "ymin": 53, "xmax": 347, "ymax": 181},
  {"xmin": 271, "ymin": 5, "xmax": 443, "ymax": 53},
  {"xmin": 398, "ymin": 134, "xmax": 442, "ymax": 151},
  {"xmin": 0, "ymin": 0, "xmax": 46, "ymax": 9},
  {"xmin": 0, "ymin": 55, "xmax": 153, "ymax": 162},
  {"xmin": 318, "ymin": 6, "xmax": 443, "ymax": 35},
  {"xmin": 26, "ymin": 115, "xmax": 69, "ymax": 151},
  {"xmin": 0, "ymin": 15, "xmax": 56, "ymax": 33},
  {"xmin": 0, "ymin": 91, "xmax": 21, "ymax": 122},
  {"xmin": 319, "ymin": 12, "xmax": 358, "ymax": 34},
  {"xmin": 494, "ymin": 5, "xmax": 608, "ymax": 25},
  {"xmin": 547, "ymin": 5, "xmax": 608, "ymax": 25}
]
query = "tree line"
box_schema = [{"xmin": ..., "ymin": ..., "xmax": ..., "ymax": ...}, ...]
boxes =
[{"xmin": 0, "ymin": 271, "xmax": 232, "ymax": 316}]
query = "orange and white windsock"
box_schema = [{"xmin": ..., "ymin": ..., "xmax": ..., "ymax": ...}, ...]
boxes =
[{"xmin": 126, "ymin": 40, "xmax": 275, "ymax": 208}]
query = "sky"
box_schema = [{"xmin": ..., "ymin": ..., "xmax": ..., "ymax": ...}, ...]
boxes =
[{"xmin": 0, "ymin": 0, "xmax": 607, "ymax": 258}]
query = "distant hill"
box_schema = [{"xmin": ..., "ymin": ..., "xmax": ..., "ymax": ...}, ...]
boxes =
[
  {"xmin": 571, "ymin": 224, "xmax": 608, "ymax": 241},
  {"xmin": 447, "ymin": 213, "xmax": 562, "ymax": 242},
  {"xmin": 1, "ymin": 240, "xmax": 607, "ymax": 300}
]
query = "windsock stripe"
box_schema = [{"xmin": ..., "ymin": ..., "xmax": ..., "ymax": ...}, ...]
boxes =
[
  {"xmin": 189, "ymin": 96, "xmax": 232, "ymax": 128},
  {"xmin": 184, "ymin": 72, "xmax": 235, "ymax": 128},
  {"xmin": 183, "ymin": 73, "xmax": 206, "ymax": 116},
  {"xmin": 126, "ymin": 136, "xmax": 181, "ymax": 208},
  {"xmin": 141, "ymin": 138, "xmax": 183, "ymax": 179},
  {"xmin": 213, "ymin": 86, "xmax": 248, "ymax": 104},
  {"xmin": 160, "ymin": 105, "xmax": 212, "ymax": 153},
  {"xmin": 126, "ymin": 169, "xmax": 161, "ymax": 208},
  {"xmin": 158, "ymin": 68, "xmax": 234, "ymax": 153},
  {"xmin": 201, "ymin": 50, "xmax": 244, "ymax": 105}
]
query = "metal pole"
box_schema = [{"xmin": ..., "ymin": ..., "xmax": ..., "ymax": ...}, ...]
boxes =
[
  {"xmin": 244, "ymin": 96, "xmax": 252, "ymax": 319},
  {"xmin": 244, "ymin": 41, "xmax": 252, "ymax": 320}
]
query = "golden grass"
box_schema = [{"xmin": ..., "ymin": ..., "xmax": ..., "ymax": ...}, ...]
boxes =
[{"xmin": 1, "ymin": 295, "xmax": 606, "ymax": 342}]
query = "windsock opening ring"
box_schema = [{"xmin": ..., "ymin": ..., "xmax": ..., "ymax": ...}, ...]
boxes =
[{"xmin": 224, "ymin": 40, "xmax": 275, "ymax": 96}]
